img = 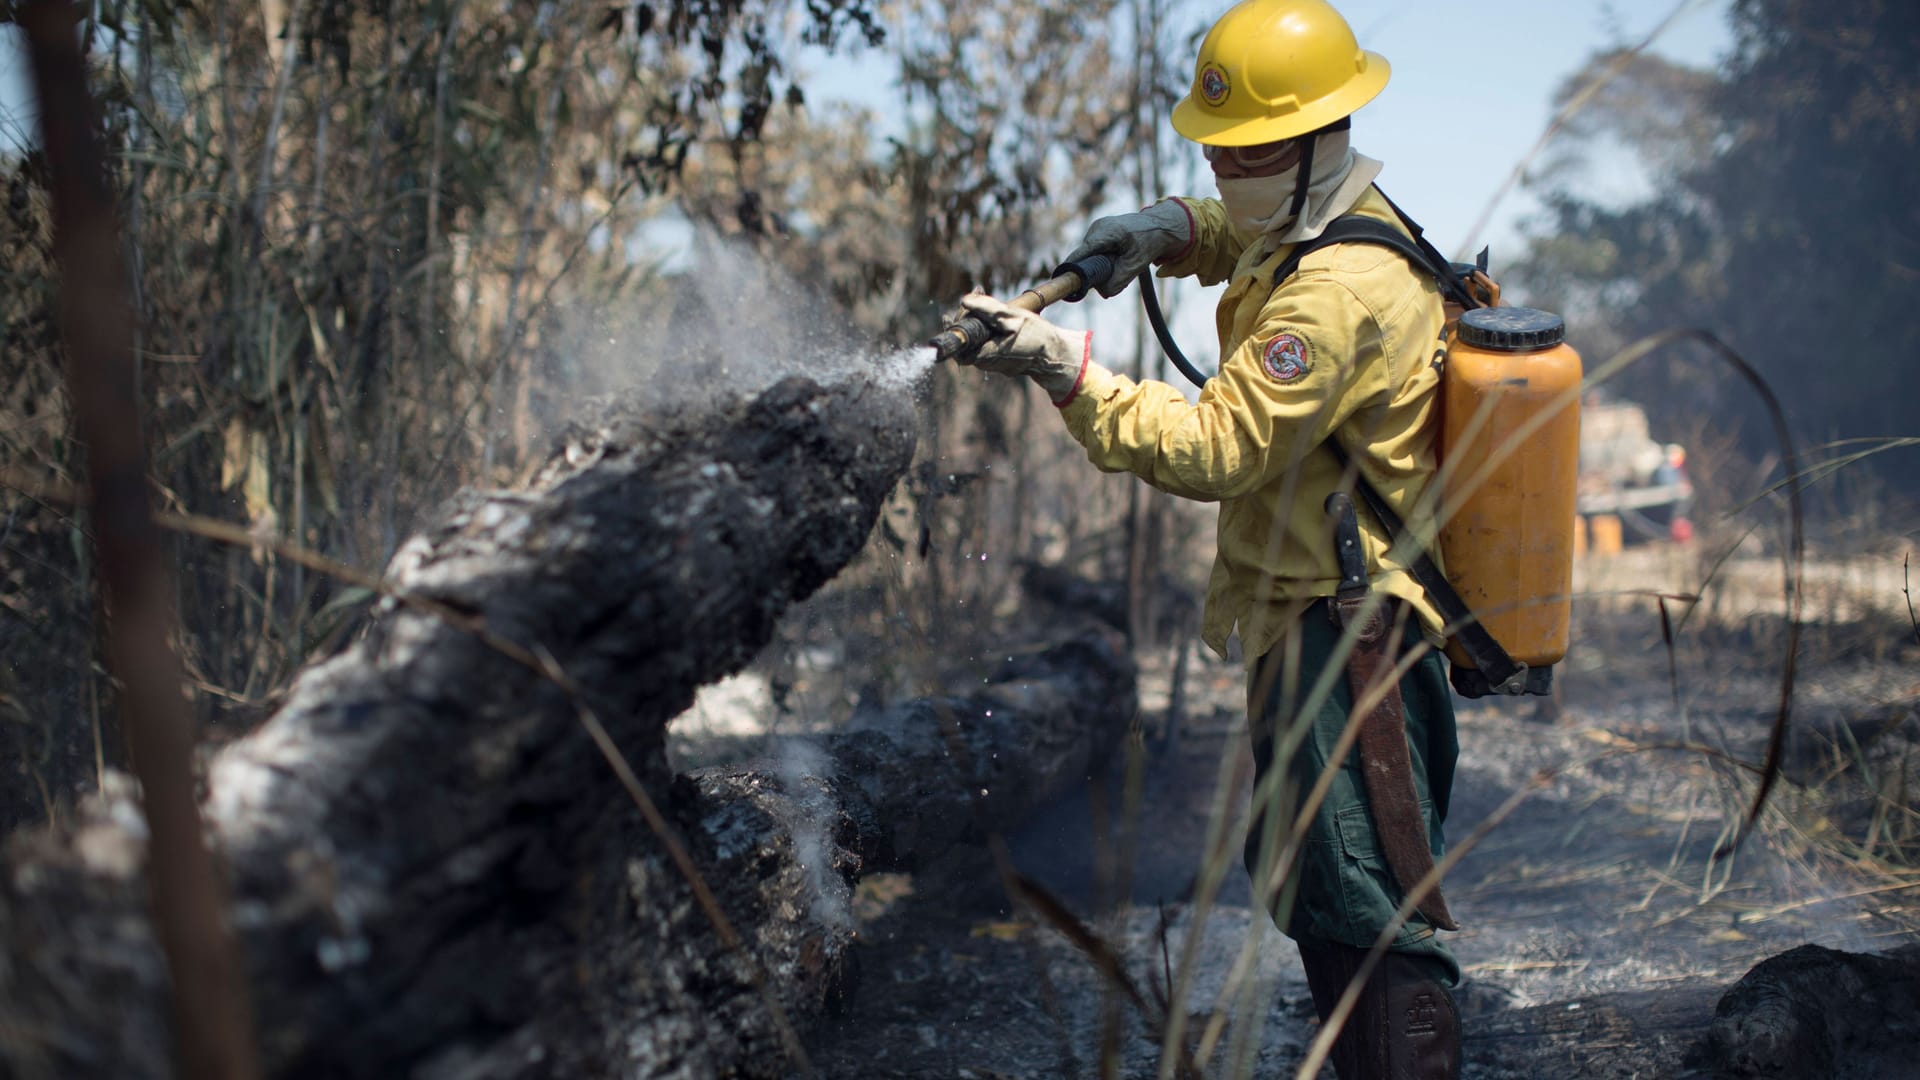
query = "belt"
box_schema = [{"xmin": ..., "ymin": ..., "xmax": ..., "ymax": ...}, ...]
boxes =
[{"xmin": 1328, "ymin": 594, "xmax": 1458, "ymax": 931}]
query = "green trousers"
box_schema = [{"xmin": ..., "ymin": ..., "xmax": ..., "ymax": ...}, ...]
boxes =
[{"xmin": 1242, "ymin": 598, "xmax": 1461, "ymax": 987}]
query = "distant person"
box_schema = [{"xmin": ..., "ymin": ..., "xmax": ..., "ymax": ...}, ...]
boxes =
[
  {"xmin": 1653, "ymin": 443, "xmax": 1695, "ymax": 543},
  {"xmin": 955, "ymin": 1, "xmax": 1464, "ymax": 1075},
  {"xmin": 1650, "ymin": 443, "xmax": 1685, "ymax": 488}
]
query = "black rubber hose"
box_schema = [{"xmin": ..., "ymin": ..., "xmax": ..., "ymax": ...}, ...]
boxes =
[
  {"xmin": 1052, "ymin": 253, "xmax": 1118, "ymax": 302},
  {"xmin": 1138, "ymin": 271, "xmax": 1213, "ymax": 390}
]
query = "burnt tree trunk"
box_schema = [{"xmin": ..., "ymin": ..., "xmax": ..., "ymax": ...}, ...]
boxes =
[
  {"xmin": 1708, "ymin": 944, "xmax": 1920, "ymax": 1079},
  {"xmin": 1461, "ymin": 945, "xmax": 1920, "ymax": 1079},
  {"xmin": 0, "ymin": 376, "xmax": 1138, "ymax": 1079}
]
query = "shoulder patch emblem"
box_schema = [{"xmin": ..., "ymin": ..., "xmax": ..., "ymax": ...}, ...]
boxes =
[{"xmin": 1262, "ymin": 332, "xmax": 1312, "ymax": 383}]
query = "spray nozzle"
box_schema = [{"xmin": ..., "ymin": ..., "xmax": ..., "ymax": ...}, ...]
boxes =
[{"xmin": 930, "ymin": 255, "xmax": 1117, "ymax": 362}]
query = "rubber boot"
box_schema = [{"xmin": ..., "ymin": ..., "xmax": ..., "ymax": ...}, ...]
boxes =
[{"xmin": 1297, "ymin": 942, "xmax": 1461, "ymax": 1079}]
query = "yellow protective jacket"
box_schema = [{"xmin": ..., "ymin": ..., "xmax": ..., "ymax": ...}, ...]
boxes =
[{"xmin": 1056, "ymin": 186, "xmax": 1448, "ymax": 664}]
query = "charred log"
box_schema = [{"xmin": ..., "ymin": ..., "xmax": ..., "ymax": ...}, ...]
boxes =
[
  {"xmin": 0, "ymin": 373, "xmax": 1140, "ymax": 1079},
  {"xmin": 0, "ymin": 374, "xmax": 1137, "ymax": 1078},
  {"xmin": 1460, "ymin": 945, "xmax": 1920, "ymax": 1079},
  {"xmin": 695, "ymin": 631, "xmax": 1135, "ymax": 876},
  {"xmin": 1461, "ymin": 983, "xmax": 1723, "ymax": 1078},
  {"xmin": 1018, "ymin": 560, "xmax": 1198, "ymax": 647},
  {"xmin": 1020, "ymin": 559, "xmax": 1132, "ymax": 632},
  {"xmin": 1708, "ymin": 944, "xmax": 1920, "ymax": 1079}
]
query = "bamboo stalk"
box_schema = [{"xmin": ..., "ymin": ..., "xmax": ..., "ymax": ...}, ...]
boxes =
[{"xmin": 249, "ymin": 0, "xmax": 310, "ymax": 260}]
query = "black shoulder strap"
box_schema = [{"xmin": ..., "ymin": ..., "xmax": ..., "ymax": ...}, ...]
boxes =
[
  {"xmin": 1270, "ymin": 217, "xmax": 1422, "ymax": 287},
  {"xmin": 1271, "ymin": 197, "xmax": 1479, "ymax": 310},
  {"xmin": 1324, "ymin": 441, "xmax": 1542, "ymax": 698}
]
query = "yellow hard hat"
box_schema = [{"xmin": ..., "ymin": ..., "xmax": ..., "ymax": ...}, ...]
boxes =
[{"xmin": 1171, "ymin": 0, "xmax": 1390, "ymax": 147}]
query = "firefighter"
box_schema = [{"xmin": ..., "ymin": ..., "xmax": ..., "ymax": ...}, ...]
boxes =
[{"xmin": 955, "ymin": 1, "xmax": 1463, "ymax": 1075}]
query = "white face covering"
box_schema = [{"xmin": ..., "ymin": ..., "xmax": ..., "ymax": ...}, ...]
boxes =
[
  {"xmin": 1215, "ymin": 129, "xmax": 1383, "ymax": 246},
  {"xmin": 1216, "ymin": 170, "xmax": 1302, "ymax": 238}
]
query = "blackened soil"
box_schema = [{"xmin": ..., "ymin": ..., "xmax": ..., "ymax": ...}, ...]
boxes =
[{"xmin": 805, "ymin": 611, "xmax": 1920, "ymax": 1078}]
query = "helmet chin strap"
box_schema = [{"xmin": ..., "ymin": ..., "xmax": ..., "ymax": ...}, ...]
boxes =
[
  {"xmin": 1286, "ymin": 136, "xmax": 1318, "ymax": 223},
  {"xmin": 1285, "ymin": 116, "xmax": 1352, "ymax": 223}
]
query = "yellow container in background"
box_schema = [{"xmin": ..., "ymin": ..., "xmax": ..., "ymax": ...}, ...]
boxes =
[
  {"xmin": 1438, "ymin": 307, "xmax": 1583, "ymax": 672},
  {"xmin": 1589, "ymin": 514, "xmax": 1623, "ymax": 557}
]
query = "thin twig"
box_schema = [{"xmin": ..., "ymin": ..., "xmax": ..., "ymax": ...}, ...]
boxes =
[
  {"xmin": 555, "ymin": 657, "xmax": 819, "ymax": 1078},
  {"xmin": 412, "ymin": 173, "xmax": 640, "ymax": 521},
  {"xmin": 1009, "ymin": 873, "xmax": 1207, "ymax": 1080},
  {"xmin": 1659, "ymin": 595, "xmax": 1680, "ymax": 712},
  {"xmin": 1904, "ymin": 553, "xmax": 1918, "ymax": 647},
  {"xmin": 1739, "ymin": 879, "xmax": 1920, "ymax": 920},
  {"xmin": 247, "ymin": 0, "xmax": 310, "ymax": 261},
  {"xmin": 421, "ymin": 0, "xmax": 465, "ymax": 350}
]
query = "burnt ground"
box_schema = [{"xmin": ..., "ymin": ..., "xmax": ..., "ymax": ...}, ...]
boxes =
[{"xmin": 754, "ymin": 597, "xmax": 1920, "ymax": 1079}]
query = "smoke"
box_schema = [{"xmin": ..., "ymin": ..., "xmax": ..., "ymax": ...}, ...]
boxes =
[
  {"xmin": 653, "ymin": 230, "xmax": 936, "ymax": 397},
  {"xmin": 549, "ymin": 223, "xmax": 952, "ymax": 934},
  {"xmin": 511, "ymin": 222, "xmax": 937, "ymax": 455},
  {"xmin": 771, "ymin": 736, "xmax": 854, "ymax": 935}
]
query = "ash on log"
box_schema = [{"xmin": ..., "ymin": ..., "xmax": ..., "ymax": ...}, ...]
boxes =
[{"xmin": 0, "ymin": 375, "xmax": 1135, "ymax": 1079}]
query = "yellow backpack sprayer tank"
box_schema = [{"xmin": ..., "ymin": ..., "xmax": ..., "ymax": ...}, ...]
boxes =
[{"xmin": 1437, "ymin": 307, "xmax": 1583, "ymax": 680}]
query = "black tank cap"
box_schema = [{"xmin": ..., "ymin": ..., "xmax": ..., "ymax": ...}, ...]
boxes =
[{"xmin": 1456, "ymin": 307, "xmax": 1566, "ymax": 351}]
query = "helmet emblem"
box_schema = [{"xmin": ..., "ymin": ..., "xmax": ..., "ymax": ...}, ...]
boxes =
[{"xmin": 1200, "ymin": 64, "xmax": 1231, "ymax": 107}]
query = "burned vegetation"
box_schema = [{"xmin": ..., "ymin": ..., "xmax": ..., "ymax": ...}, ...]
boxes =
[
  {"xmin": 4, "ymin": 1, "xmax": 1920, "ymax": 1078},
  {"xmin": 0, "ymin": 372, "xmax": 1142, "ymax": 1078}
]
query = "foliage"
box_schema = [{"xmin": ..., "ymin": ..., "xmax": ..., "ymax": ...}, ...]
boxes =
[
  {"xmin": 1, "ymin": 0, "xmax": 876, "ymax": 829},
  {"xmin": 0, "ymin": 0, "xmax": 1193, "ymax": 830},
  {"xmin": 1514, "ymin": 1, "xmax": 1920, "ymax": 493}
]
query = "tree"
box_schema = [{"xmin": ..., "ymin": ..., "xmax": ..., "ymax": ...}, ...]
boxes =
[{"xmin": 1515, "ymin": 1, "xmax": 1920, "ymax": 493}]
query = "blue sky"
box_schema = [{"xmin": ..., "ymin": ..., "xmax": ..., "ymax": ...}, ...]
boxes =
[
  {"xmin": 0, "ymin": 27, "xmax": 28, "ymax": 153},
  {"xmin": 797, "ymin": 0, "xmax": 1735, "ymax": 261},
  {"xmin": 1287, "ymin": 0, "xmax": 1733, "ymax": 256}
]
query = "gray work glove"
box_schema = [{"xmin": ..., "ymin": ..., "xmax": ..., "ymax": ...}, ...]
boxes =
[
  {"xmin": 955, "ymin": 293, "xmax": 1091, "ymax": 404},
  {"xmin": 1062, "ymin": 200, "xmax": 1193, "ymax": 298}
]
